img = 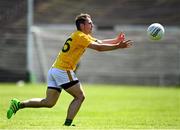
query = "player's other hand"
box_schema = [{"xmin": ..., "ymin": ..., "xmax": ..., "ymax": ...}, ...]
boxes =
[
  {"xmin": 118, "ymin": 40, "xmax": 133, "ymax": 48},
  {"xmin": 116, "ymin": 32, "xmax": 125, "ymax": 42}
]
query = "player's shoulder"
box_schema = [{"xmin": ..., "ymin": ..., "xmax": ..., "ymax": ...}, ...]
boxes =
[
  {"xmin": 72, "ymin": 31, "xmax": 96, "ymax": 43},
  {"xmin": 73, "ymin": 30, "xmax": 86, "ymax": 36},
  {"xmin": 72, "ymin": 30, "xmax": 89, "ymax": 39}
]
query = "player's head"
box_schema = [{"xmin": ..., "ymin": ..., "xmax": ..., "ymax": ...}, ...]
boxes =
[{"xmin": 75, "ymin": 13, "xmax": 93, "ymax": 34}]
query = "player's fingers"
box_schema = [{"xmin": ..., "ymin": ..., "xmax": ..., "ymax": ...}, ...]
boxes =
[
  {"xmin": 120, "ymin": 40, "xmax": 133, "ymax": 45},
  {"xmin": 124, "ymin": 40, "xmax": 133, "ymax": 43},
  {"xmin": 126, "ymin": 43, "xmax": 132, "ymax": 48},
  {"xmin": 124, "ymin": 40, "xmax": 133, "ymax": 48},
  {"xmin": 127, "ymin": 41, "xmax": 133, "ymax": 45}
]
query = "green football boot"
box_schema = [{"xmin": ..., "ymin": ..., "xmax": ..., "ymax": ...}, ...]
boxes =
[{"xmin": 7, "ymin": 98, "xmax": 20, "ymax": 119}]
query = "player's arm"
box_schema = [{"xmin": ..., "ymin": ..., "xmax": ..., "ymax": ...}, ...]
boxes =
[
  {"xmin": 88, "ymin": 40, "xmax": 133, "ymax": 52},
  {"xmin": 96, "ymin": 32, "xmax": 125, "ymax": 44}
]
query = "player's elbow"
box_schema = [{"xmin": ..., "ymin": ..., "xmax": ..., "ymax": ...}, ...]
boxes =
[{"xmin": 46, "ymin": 102, "xmax": 56, "ymax": 108}]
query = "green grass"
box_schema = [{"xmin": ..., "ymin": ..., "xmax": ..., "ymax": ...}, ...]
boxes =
[{"xmin": 0, "ymin": 83, "xmax": 180, "ymax": 129}]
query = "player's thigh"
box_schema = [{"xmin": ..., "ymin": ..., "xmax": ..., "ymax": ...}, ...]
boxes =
[
  {"xmin": 64, "ymin": 83, "xmax": 85, "ymax": 99},
  {"xmin": 46, "ymin": 88, "xmax": 60, "ymax": 104}
]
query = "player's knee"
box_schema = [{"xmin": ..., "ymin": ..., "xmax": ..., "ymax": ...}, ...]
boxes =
[
  {"xmin": 44, "ymin": 99, "xmax": 56, "ymax": 108},
  {"xmin": 78, "ymin": 93, "xmax": 85, "ymax": 102},
  {"xmin": 46, "ymin": 102, "xmax": 55, "ymax": 108}
]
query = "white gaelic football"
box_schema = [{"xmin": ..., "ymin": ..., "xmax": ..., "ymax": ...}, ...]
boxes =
[{"xmin": 147, "ymin": 23, "xmax": 165, "ymax": 40}]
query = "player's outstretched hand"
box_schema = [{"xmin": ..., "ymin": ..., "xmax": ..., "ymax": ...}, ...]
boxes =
[{"xmin": 118, "ymin": 40, "xmax": 133, "ymax": 48}]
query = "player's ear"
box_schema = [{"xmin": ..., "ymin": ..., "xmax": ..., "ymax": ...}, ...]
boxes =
[{"xmin": 79, "ymin": 23, "xmax": 85, "ymax": 31}]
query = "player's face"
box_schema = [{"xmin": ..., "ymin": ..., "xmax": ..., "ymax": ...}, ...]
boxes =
[{"xmin": 83, "ymin": 17, "xmax": 94, "ymax": 34}]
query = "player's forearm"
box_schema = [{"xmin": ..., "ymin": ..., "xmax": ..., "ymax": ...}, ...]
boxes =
[
  {"xmin": 88, "ymin": 40, "xmax": 132, "ymax": 52},
  {"xmin": 94, "ymin": 43, "xmax": 122, "ymax": 51},
  {"xmin": 100, "ymin": 33, "xmax": 125, "ymax": 44},
  {"xmin": 101, "ymin": 38, "xmax": 118, "ymax": 44},
  {"xmin": 97, "ymin": 40, "xmax": 133, "ymax": 51}
]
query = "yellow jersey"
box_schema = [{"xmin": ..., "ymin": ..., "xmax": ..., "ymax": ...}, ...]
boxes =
[{"xmin": 52, "ymin": 30, "xmax": 96, "ymax": 71}]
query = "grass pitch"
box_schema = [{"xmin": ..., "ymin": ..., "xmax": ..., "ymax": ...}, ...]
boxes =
[{"xmin": 0, "ymin": 83, "xmax": 180, "ymax": 130}]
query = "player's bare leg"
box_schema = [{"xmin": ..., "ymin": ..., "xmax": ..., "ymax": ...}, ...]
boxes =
[
  {"xmin": 20, "ymin": 88, "xmax": 60, "ymax": 108},
  {"xmin": 7, "ymin": 88, "xmax": 60, "ymax": 119},
  {"xmin": 64, "ymin": 83, "xmax": 85, "ymax": 126}
]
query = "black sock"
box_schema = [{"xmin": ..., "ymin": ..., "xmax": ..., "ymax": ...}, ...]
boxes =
[
  {"xmin": 64, "ymin": 119, "xmax": 72, "ymax": 126},
  {"xmin": 19, "ymin": 102, "xmax": 25, "ymax": 109}
]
